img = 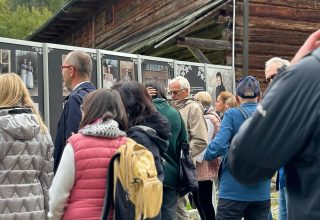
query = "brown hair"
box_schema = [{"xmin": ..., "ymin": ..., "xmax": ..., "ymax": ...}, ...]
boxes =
[
  {"xmin": 80, "ymin": 89, "xmax": 128, "ymax": 130},
  {"xmin": 112, "ymin": 81, "xmax": 155, "ymax": 127},
  {"xmin": 0, "ymin": 73, "xmax": 47, "ymax": 132}
]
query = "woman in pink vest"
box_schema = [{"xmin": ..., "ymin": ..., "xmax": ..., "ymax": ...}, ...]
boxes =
[{"xmin": 48, "ymin": 89, "xmax": 128, "ymax": 220}]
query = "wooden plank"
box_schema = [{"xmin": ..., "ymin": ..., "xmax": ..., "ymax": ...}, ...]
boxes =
[
  {"xmin": 237, "ymin": 0, "xmax": 319, "ymax": 9},
  {"xmin": 235, "ymin": 16, "xmax": 320, "ymax": 32},
  {"xmin": 95, "ymin": 0, "xmax": 212, "ymax": 49},
  {"xmin": 177, "ymin": 37, "xmax": 231, "ymax": 50},
  {"xmin": 237, "ymin": 2, "xmax": 320, "ymax": 22},
  {"xmin": 187, "ymin": 47, "xmax": 211, "ymax": 64}
]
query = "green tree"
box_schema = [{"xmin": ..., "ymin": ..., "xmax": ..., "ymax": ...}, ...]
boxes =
[
  {"xmin": 8, "ymin": 0, "xmax": 68, "ymax": 13},
  {"xmin": 0, "ymin": 0, "xmax": 52, "ymax": 39}
]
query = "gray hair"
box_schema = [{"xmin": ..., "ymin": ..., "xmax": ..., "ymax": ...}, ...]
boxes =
[
  {"xmin": 169, "ymin": 76, "xmax": 190, "ymax": 94},
  {"xmin": 265, "ymin": 57, "xmax": 290, "ymax": 69},
  {"xmin": 65, "ymin": 51, "xmax": 92, "ymax": 78}
]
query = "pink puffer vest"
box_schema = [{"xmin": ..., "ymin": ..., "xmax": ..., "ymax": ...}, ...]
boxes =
[
  {"xmin": 196, "ymin": 112, "xmax": 221, "ymax": 181},
  {"xmin": 62, "ymin": 133, "xmax": 126, "ymax": 220}
]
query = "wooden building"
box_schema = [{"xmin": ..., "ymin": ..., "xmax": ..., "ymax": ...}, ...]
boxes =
[{"xmin": 28, "ymin": 0, "xmax": 320, "ymax": 90}]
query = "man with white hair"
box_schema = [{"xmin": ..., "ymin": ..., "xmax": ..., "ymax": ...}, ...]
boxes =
[
  {"xmin": 265, "ymin": 57, "xmax": 290, "ymax": 220},
  {"xmin": 265, "ymin": 57, "xmax": 290, "ymax": 84},
  {"xmin": 169, "ymin": 76, "xmax": 208, "ymax": 220}
]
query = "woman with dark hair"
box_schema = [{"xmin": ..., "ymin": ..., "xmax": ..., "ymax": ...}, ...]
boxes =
[
  {"xmin": 145, "ymin": 81, "xmax": 188, "ymax": 220},
  {"xmin": 49, "ymin": 89, "xmax": 128, "ymax": 220},
  {"xmin": 112, "ymin": 81, "xmax": 171, "ymax": 182},
  {"xmin": 215, "ymin": 71, "xmax": 226, "ymax": 99}
]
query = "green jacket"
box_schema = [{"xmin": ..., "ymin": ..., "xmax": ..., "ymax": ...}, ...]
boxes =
[{"xmin": 153, "ymin": 98, "xmax": 188, "ymax": 188}]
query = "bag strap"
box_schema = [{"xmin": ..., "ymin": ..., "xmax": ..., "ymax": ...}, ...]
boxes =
[
  {"xmin": 100, "ymin": 152, "xmax": 121, "ymax": 220},
  {"xmin": 237, "ymin": 106, "xmax": 250, "ymax": 120},
  {"xmin": 218, "ymin": 107, "xmax": 249, "ymax": 181}
]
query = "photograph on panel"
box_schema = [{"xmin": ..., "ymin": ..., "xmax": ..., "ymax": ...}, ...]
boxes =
[
  {"xmin": 207, "ymin": 67, "xmax": 233, "ymax": 102},
  {"xmin": 61, "ymin": 54, "xmax": 72, "ymax": 97},
  {"xmin": 119, "ymin": 60, "xmax": 135, "ymax": 81},
  {"xmin": 15, "ymin": 50, "xmax": 38, "ymax": 96},
  {"xmin": 0, "ymin": 49, "xmax": 11, "ymax": 74},
  {"xmin": 177, "ymin": 64, "xmax": 206, "ymax": 95},
  {"xmin": 101, "ymin": 58, "xmax": 118, "ymax": 89},
  {"xmin": 142, "ymin": 61, "xmax": 173, "ymax": 89}
]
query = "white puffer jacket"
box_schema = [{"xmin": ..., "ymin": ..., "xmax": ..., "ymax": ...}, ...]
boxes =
[{"xmin": 0, "ymin": 107, "xmax": 54, "ymax": 220}]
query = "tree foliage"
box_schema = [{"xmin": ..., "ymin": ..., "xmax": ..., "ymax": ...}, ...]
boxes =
[{"xmin": 0, "ymin": 0, "xmax": 68, "ymax": 39}]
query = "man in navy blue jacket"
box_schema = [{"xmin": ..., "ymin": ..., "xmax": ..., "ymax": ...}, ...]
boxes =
[{"xmin": 54, "ymin": 51, "xmax": 96, "ymax": 173}]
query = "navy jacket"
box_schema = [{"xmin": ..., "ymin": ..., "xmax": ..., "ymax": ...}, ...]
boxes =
[{"xmin": 54, "ymin": 82, "xmax": 96, "ymax": 173}]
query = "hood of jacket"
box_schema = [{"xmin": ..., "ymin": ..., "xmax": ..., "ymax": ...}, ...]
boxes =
[
  {"xmin": 0, "ymin": 107, "xmax": 40, "ymax": 140},
  {"xmin": 79, "ymin": 118, "xmax": 126, "ymax": 138},
  {"xmin": 127, "ymin": 111, "xmax": 171, "ymax": 154},
  {"xmin": 174, "ymin": 97, "xmax": 204, "ymax": 113}
]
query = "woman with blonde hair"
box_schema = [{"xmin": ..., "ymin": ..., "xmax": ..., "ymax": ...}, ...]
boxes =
[
  {"xmin": 194, "ymin": 91, "xmax": 221, "ymax": 220},
  {"xmin": 0, "ymin": 73, "xmax": 53, "ymax": 219},
  {"xmin": 215, "ymin": 91, "xmax": 237, "ymax": 118}
]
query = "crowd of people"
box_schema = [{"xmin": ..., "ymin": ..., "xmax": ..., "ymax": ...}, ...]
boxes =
[{"xmin": 0, "ymin": 29, "xmax": 319, "ymax": 220}]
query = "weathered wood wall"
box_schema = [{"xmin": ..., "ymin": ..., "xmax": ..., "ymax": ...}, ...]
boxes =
[
  {"xmin": 63, "ymin": 0, "xmax": 212, "ymax": 50},
  {"xmin": 235, "ymin": 0, "xmax": 320, "ymax": 90}
]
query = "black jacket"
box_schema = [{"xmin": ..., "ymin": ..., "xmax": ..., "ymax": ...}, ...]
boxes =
[
  {"xmin": 228, "ymin": 48, "xmax": 320, "ymax": 220},
  {"xmin": 53, "ymin": 82, "xmax": 96, "ymax": 173},
  {"xmin": 127, "ymin": 111, "xmax": 171, "ymax": 182}
]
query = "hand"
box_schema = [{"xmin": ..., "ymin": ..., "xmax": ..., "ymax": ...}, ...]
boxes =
[
  {"xmin": 291, "ymin": 29, "xmax": 320, "ymax": 65},
  {"xmin": 146, "ymin": 87, "xmax": 157, "ymax": 97}
]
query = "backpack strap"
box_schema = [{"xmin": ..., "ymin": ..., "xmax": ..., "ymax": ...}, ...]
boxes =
[
  {"xmin": 101, "ymin": 152, "xmax": 121, "ymax": 220},
  {"xmin": 237, "ymin": 106, "xmax": 250, "ymax": 120}
]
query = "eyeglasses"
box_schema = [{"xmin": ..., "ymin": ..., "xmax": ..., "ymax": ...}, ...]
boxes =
[
  {"xmin": 265, "ymin": 74, "xmax": 276, "ymax": 84},
  {"xmin": 60, "ymin": 65, "xmax": 75, "ymax": 71},
  {"xmin": 168, "ymin": 89, "xmax": 185, "ymax": 96}
]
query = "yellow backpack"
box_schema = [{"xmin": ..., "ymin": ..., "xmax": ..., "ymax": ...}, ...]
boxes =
[{"xmin": 101, "ymin": 137, "xmax": 163, "ymax": 220}]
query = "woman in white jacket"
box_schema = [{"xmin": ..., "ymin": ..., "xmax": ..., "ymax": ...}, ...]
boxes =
[{"xmin": 0, "ymin": 73, "xmax": 54, "ymax": 220}]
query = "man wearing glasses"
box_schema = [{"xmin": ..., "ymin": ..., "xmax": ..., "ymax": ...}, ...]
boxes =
[
  {"xmin": 265, "ymin": 57, "xmax": 290, "ymax": 85},
  {"xmin": 169, "ymin": 76, "xmax": 208, "ymax": 220},
  {"xmin": 265, "ymin": 57, "xmax": 290, "ymax": 220},
  {"xmin": 54, "ymin": 51, "xmax": 96, "ymax": 173}
]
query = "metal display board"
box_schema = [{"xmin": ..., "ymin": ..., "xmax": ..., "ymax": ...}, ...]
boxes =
[
  {"xmin": 46, "ymin": 43, "xmax": 97, "ymax": 139},
  {"xmin": 100, "ymin": 50, "xmax": 138, "ymax": 89},
  {"xmin": 140, "ymin": 55, "xmax": 174, "ymax": 89},
  {"xmin": 0, "ymin": 37, "xmax": 45, "ymax": 119},
  {"xmin": 176, "ymin": 61, "xmax": 206, "ymax": 95},
  {"xmin": 207, "ymin": 64, "xmax": 233, "ymax": 102}
]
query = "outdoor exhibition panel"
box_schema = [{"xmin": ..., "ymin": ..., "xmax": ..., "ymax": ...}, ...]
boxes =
[
  {"xmin": 176, "ymin": 60, "xmax": 206, "ymax": 95},
  {"xmin": 0, "ymin": 37, "xmax": 235, "ymax": 137},
  {"xmin": 207, "ymin": 64, "xmax": 234, "ymax": 102},
  {"xmin": 100, "ymin": 50, "xmax": 138, "ymax": 89},
  {"xmin": 0, "ymin": 37, "xmax": 45, "ymax": 119},
  {"xmin": 46, "ymin": 44, "xmax": 97, "ymax": 139},
  {"xmin": 140, "ymin": 55, "xmax": 174, "ymax": 90}
]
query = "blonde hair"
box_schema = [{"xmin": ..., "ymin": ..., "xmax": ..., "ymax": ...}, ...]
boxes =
[
  {"xmin": 225, "ymin": 96, "xmax": 237, "ymax": 108},
  {"xmin": 194, "ymin": 91, "xmax": 212, "ymax": 107},
  {"xmin": 0, "ymin": 73, "xmax": 47, "ymax": 132}
]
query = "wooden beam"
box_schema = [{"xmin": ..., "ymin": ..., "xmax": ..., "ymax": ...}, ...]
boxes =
[
  {"xmin": 177, "ymin": 37, "xmax": 231, "ymax": 50},
  {"xmin": 187, "ymin": 47, "xmax": 211, "ymax": 64}
]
